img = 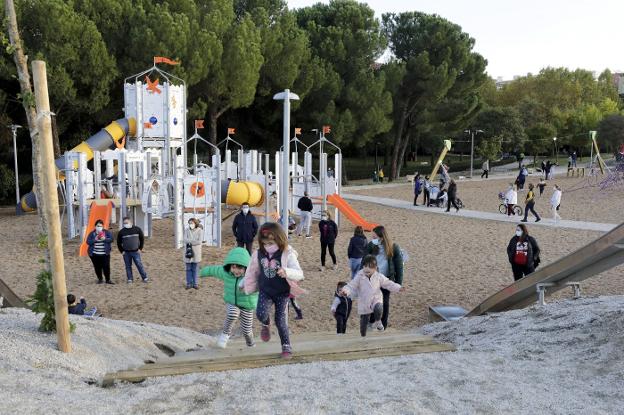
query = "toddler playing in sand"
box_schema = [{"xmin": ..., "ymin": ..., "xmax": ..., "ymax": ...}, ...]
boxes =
[
  {"xmin": 67, "ymin": 294, "xmax": 97, "ymax": 317},
  {"xmin": 340, "ymin": 255, "xmax": 404, "ymax": 337},
  {"xmin": 200, "ymin": 247, "xmax": 257, "ymax": 348}
]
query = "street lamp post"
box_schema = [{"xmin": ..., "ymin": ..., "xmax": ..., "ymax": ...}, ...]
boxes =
[
  {"xmin": 374, "ymin": 142, "xmax": 379, "ymax": 173},
  {"xmin": 553, "ymin": 137, "xmax": 558, "ymax": 164},
  {"xmin": 9, "ymin": 124, "xmax": 22, "ymax": 205},
  {"xmin": 273, "ymin": 89, "xmax": 300, "ymax": 233},
  {"xmin": 464, "ymin": 128, "xmax": 484, "ymax": 178}
]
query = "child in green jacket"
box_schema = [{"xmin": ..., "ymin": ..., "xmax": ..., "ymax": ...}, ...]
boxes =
[{"xmin": 200, "ymin": 247, "xmax": 258, "ymax": 348}]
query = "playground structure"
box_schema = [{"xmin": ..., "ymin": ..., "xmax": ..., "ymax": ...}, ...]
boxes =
[
  {"xmin": 0, "ymin": 278, "xmax": 28, "ymax": 309},
  {"xmin": 16, "ymin": 58, "xmax": 375, "ymax": 251}
]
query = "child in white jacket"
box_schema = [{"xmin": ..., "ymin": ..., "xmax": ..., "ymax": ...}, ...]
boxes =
[
  {"xmin": 340, "ymin": 255, "xmax": 404, "ymax": 336},
  {"xmin": 551, "ymin": 184, "xmax": 562, "ymax": 222}
]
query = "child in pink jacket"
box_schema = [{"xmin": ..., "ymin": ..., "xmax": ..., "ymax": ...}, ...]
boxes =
[
  {"xmin": 340, "ymin": 255, "xmax": 404, "ymax": 336},
  {"xmin": 242, "ymin": 222, "xmax": 305, "ymax": 359}
]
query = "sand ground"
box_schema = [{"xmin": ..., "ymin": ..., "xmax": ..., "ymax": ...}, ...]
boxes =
[{"xmin": 1, "ymin": 172, "xmax": 623, "ymax": 337}]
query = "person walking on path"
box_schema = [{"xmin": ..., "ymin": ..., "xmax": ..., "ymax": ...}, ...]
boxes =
[
  {"xmin": 507, "ymin": 224, "xmax": 540, "ymax": 281},
  {"xmin": 521, "ymin": 183, "xmax": 541, "ymax": 223},
  {"xmin": 516, "ymin": 166, "xmax": 527, "ymax": 190},
  {"xmin": 505, "ymin": 184, "xmax": 518, "ymax": 216},
  {"xmin": 423, "ymin": 176, "xmax": 431, "ymax": 207},
  {"xmin": 339, "ymin": 255, "xmax": 404, "ymax": 336},
  {"xmin": 537, "ymin": 178, "xmax": 547, "ymax": 196},
  {"xmin": 378, "ymin": 168, "xmax": 385, "ymax": 183},
  {"xmin": 242, "ymin": 223, "xmax": 305, "ymax": 359},
  {"xmin": 117, "ymin": 217, "xmax": 148, "ymax": 283},
  {"xmin": 445, "ymin": 179, "xmax": 460, "ymax": 212},
  {"xmin": 232, "ymin": 203, "xmax": 258, "ymax": 254},
  {"xmin": 200, "ymin": 247, "xmax": 257, "ymax": 348},
  {"xmin": 481, "ymin": 159, "xmax": 490, "ymax": 179},
  {"xmin": 296, "ymin": 192, "xmax": 314, "ymax": 238},
  {"xmin": 331, "ymin": 281, "xmax": 352, "ymax": 334},
  {"xmin": 183, "ymin": 218, "xmax": 203, "ymax": 289},
  {"xmin": 413, "ymin": 173, "xmax": 423, "ymax": 205},
  {"xmin": 551, "ymin": 184, "xmax": 562, "ymax": 223},
  {"xmin": 318, "ymin": 210, "xmax": 338, "ymax": 271},
  {"xmin": 347, "ymin": 226, "xmax": 367, "ymax": 279},
  {"xmin": 86, "ymin": 219, "xmax": 114, "ymax": 285},
  {"xmin": 364, "ymin": 226, "xmax": 404, "ymax": 329}
]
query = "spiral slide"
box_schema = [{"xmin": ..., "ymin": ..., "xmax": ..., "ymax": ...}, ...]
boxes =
[{"xmin": 17, "ymin": 118, "xmax": 137, "ymax": 214}]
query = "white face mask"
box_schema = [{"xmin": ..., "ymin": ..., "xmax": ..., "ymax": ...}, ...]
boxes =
[
  {"xmin": 242, "ymin": 207, "xmax": 249, "ymax": 214},
  {"xmin": 515, "ymin": 230, "xmax": 523, "ymax": 237},
  {"xmin": 123, "ymin": 223, "xmax": 132, "ymax": 229},
  {"xmin": 372, "ymin": 238, "xmax": 380, "ymax": 246},
  {"xmin": 95, "ymin": 226, "xmax": 103, "ymax": 232},
  {"xmin": 321, "ymin": 216, "xmax": 328, "ymax": 220},
  {"xmin": 189, "ymin": 223, "xmax": 196, "ymax": 229}
]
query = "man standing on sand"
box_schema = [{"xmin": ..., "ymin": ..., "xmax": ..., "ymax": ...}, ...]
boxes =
[
  {"xmin": 481, "ymin": 159, "xmax": 489, "ymax": 179},
  {"xmin": 296, "ymin": 191, "xmax": 314, "ymax": 238},
  {"xmin": 117, "ymin": 217, "xmax": 148, "ymax": 283},
  {"xmin": 232, "ymin": 203, "xmax": 258, "ymax": 254}
]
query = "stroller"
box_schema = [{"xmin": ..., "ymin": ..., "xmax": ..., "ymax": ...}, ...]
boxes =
[{"xmin": 428, "ymin": 186, "xmax": 447, "ymax": 208}]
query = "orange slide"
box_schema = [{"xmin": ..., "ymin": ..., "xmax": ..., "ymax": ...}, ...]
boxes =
[
  {"xmin": 79, "ymin": 201, "xmax": 114, "ymax": 257},
  {"xmin": 327, "ymin": 194, "xmax": 378, "ymax": 231}
]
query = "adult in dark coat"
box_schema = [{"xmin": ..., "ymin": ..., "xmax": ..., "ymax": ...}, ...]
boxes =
[
  {"xmin": 507, "ymin": 224, "xmax": 540, "ymax": 281},
  {"xmin": 318, "ymin": 210, "xmax": 339, "ymax": 270},
  {"xmin": 86, "ymin": 219, "xmax": 114, "ymax": 284},
  {"xmin": 232, "ymin": 203, "xmax": 258, "ymax": 254},
  {"xmin": 445, "ymin": 180, "xmax": 460, "ymax": 212}
]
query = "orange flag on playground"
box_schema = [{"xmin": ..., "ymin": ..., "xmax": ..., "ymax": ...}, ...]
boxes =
[
  {"xmin": 195, "ymin": 120, "xmax": 204, "ymax": 129},
  {"xmin": 154, "ymin": 56, "xmax": 180, "ymax": 65},
  {"xmin": 322, "ymin": 125, "xmax": 331, "ymax": 134},
  {"xmin": 294, "ymin": 128, "xmax": 302, "ymax": 135},
  {"xmin": 228, "ymin": 128, "xmax": 236, "ymax": 135}
]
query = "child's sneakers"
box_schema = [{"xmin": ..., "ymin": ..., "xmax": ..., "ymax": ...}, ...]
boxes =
[
  {"xmin": 281, "ymin": 345, "xmax": 292, "ymax": 359},
  {"xmin": 260, "ymin": 323, "xmax": 271, "ymax": 342},
  {"xmin": 374, "ymin": 321, "xmax": 385, "ymax": 332},
  {"xmin": 216, "ymin": 333, "xmax": 229, "ymax": 349}
]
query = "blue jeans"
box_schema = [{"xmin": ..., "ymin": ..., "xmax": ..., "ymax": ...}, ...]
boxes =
[
  {"xmin": 123, "ymin": 251, "xmax": 148, "ymax": 281},
  {"xmin": 185, "ymin": 262, "xmax": 198, "ymax": 287},
  {"xmin": 348, "ymin": 257, "xmax": 362, "ymax": 279}
]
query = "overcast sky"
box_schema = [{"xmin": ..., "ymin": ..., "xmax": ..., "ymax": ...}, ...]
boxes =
[{"xmin": 287, "ymin": 0, "xmax": 623, "ymax": 80}]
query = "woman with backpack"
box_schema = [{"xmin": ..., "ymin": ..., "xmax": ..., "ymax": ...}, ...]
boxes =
[
  {"xmin": 506, "ymin": 224, "xmax": 540, "ymax": 281},
  {"xmin": 365, "ymin": 225, "xmax": 404, "ymax": 329}
]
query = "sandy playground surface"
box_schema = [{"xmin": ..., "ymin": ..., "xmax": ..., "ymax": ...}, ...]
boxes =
[
  {"xmin": 1, "ymin": 295, "xmax": 623, "ymax": 414},
  {"xmin": 1, "ymin": 172, "xmax": 623, "ymax": 336}
]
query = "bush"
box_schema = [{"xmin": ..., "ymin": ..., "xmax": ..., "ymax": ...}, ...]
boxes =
[{"xmin": 0, "ymin": 163, "xmax": 15, "ymax": 201}]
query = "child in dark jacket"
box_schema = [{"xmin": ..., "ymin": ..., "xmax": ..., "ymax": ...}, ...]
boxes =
[
  {"xmin": 331, "ymin": 281, "xmax": 352, "ymax": 334},
  {"xmin": 347, "ymin": 226, "xmax": 367, "ymax": 279},
  {"xmin": 67, "ymin": 294, "xmax": 97, "ymax": 317},
  {"xmin": 319, "ymin": 210, "xmax": 338, "ymax": 271}
]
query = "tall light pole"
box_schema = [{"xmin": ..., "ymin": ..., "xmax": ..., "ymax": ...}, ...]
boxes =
[
  {"xmin": 273, "ymin": 89, "xmax": 300, "ymax": 233},
  {"xmin": 553, "ymin": 136, "xmax": 558, "ymax": 164},
  {"xmin": 465, "ymin": 128, "xmax": 484, "ymax": 178},
  {"xmin": 9, "ymin": 124, "xmax": 22, "ymax": 205}
]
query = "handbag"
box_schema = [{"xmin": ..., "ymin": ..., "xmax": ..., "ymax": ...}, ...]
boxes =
[{"xmin": 185, "ymin": 243, "xmax": 194, "ymax": 259}]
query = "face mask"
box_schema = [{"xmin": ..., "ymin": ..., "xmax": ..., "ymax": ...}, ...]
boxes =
[
  {"xmin": 189, "ymin": 223, "xmax": 196, "ymax": 229},
  {"xmin": 95, "ymin": 226, "xmax": 103, "ymax": 232},
  {"xmin": 372, "ymin": 238, "xmax": 380, "ymax": 246},
  {"xmin": 242, "ymin": 208, "xmax": 249, "ymax": 214},
  {"xmin": 321, "ymin": 216, "xmax": 328, "ymax": 221},
  {"xmin": 123, "ymin": 223, "xmax": 132, "ymax": 229},
  {"xmin": 264, "ymin": 243, "xmax": 278, "ymax": 254},
  {"xmin": 515, "ymin": 230, "xmax": 523, "ymax": 237}
]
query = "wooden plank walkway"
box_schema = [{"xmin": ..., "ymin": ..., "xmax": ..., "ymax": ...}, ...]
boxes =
[{"xmin": 102, "ymin": 331, "xmax": 454, "ymax": 387}]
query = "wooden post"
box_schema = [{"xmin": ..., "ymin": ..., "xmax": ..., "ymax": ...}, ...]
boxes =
[{"xmin": 31, "ymin": 60, "xmax": 71, "ymax": 353}]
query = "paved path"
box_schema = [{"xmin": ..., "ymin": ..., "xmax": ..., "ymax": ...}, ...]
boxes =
[{"xmin": 342, "ymin": 193, "xmax": 617, "ymax": 233}]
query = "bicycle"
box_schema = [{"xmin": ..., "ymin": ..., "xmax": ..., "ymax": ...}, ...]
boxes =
[{"xmin": 498, "ymin": 192, "xmax": 522, "ymax": 215}]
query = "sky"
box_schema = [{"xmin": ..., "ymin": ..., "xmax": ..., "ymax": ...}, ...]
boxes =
[{"xmin": 287, "ymin": 0, "xmax": 623, "ymax": 80}]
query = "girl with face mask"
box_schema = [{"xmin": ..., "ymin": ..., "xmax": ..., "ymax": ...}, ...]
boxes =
[
  {"xmin": 318, "ymin": 210, "xmax": 338, "ymax": 271},
  {"xmin": 183, "ymin": 218, "xmax": 204, "ymax": 289},
  {"xmin": 86, "ymin": 219, "xmax": 114, "ymax": 284},
  {"xmin": 506, "ymin": 224, "xmax": 540, "ymax": 281},
  {"xmin": 241, "ymin": 222, "xmax": 306, "ymax": 359}
]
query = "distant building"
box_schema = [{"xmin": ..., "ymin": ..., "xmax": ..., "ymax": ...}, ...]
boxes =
[
  {"xmin": 495, "ymin": 76, "xmax": 516, "ymax": 89},
  {"xmin": 613, "ymin": 72, "xmax": 624, "ymax": 97}
]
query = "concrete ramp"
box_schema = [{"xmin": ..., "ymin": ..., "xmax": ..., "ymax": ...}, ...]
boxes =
[
  {"xmin": 102, "ymin": 330, "xmax": 454, "ymax": 386},
  {"xmin": 0, "ymin": 278, "xmax": 28, "ymax": 308},
  {"xmin": 469, "ymin": 222, "xmax": 624, "ymax": 316}
]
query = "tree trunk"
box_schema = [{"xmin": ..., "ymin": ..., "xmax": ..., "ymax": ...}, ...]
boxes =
[
  {"xmin": 5, "ymin": 0, "xmax": 47, "ymax": 234},
  {"xmin": 397, "ymin": 131, "xmax": 411, "ymax": 178},
  {"xmin": 390, "ymin": 106, "xmax": 408, "ymax": 180}
]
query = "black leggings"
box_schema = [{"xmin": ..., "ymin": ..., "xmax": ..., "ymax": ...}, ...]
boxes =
[
  {"xmin": 321, "ymin": 241, "xmax": 336, "ymax": 266},
  {"xmin": 424, "ymin": 190, "xmax": 430, "ymax": 206},
  {"xmin": 90, "ymin": 254, "xmax": 111, "ymax": 282},
  {"xmin": 361, "ymin": 303, "xmax": 383, "ymax": 336},
  {"xmin": 511, "ymin": 263, "xmax": 535, "ymax": 281},
  {"xmin": 336, "ymin": 314, "xmax": 348, "ymax": 334},
  {"xmin": 481, "ymin": 169, "xmax": 489, "ymax": 178}
]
